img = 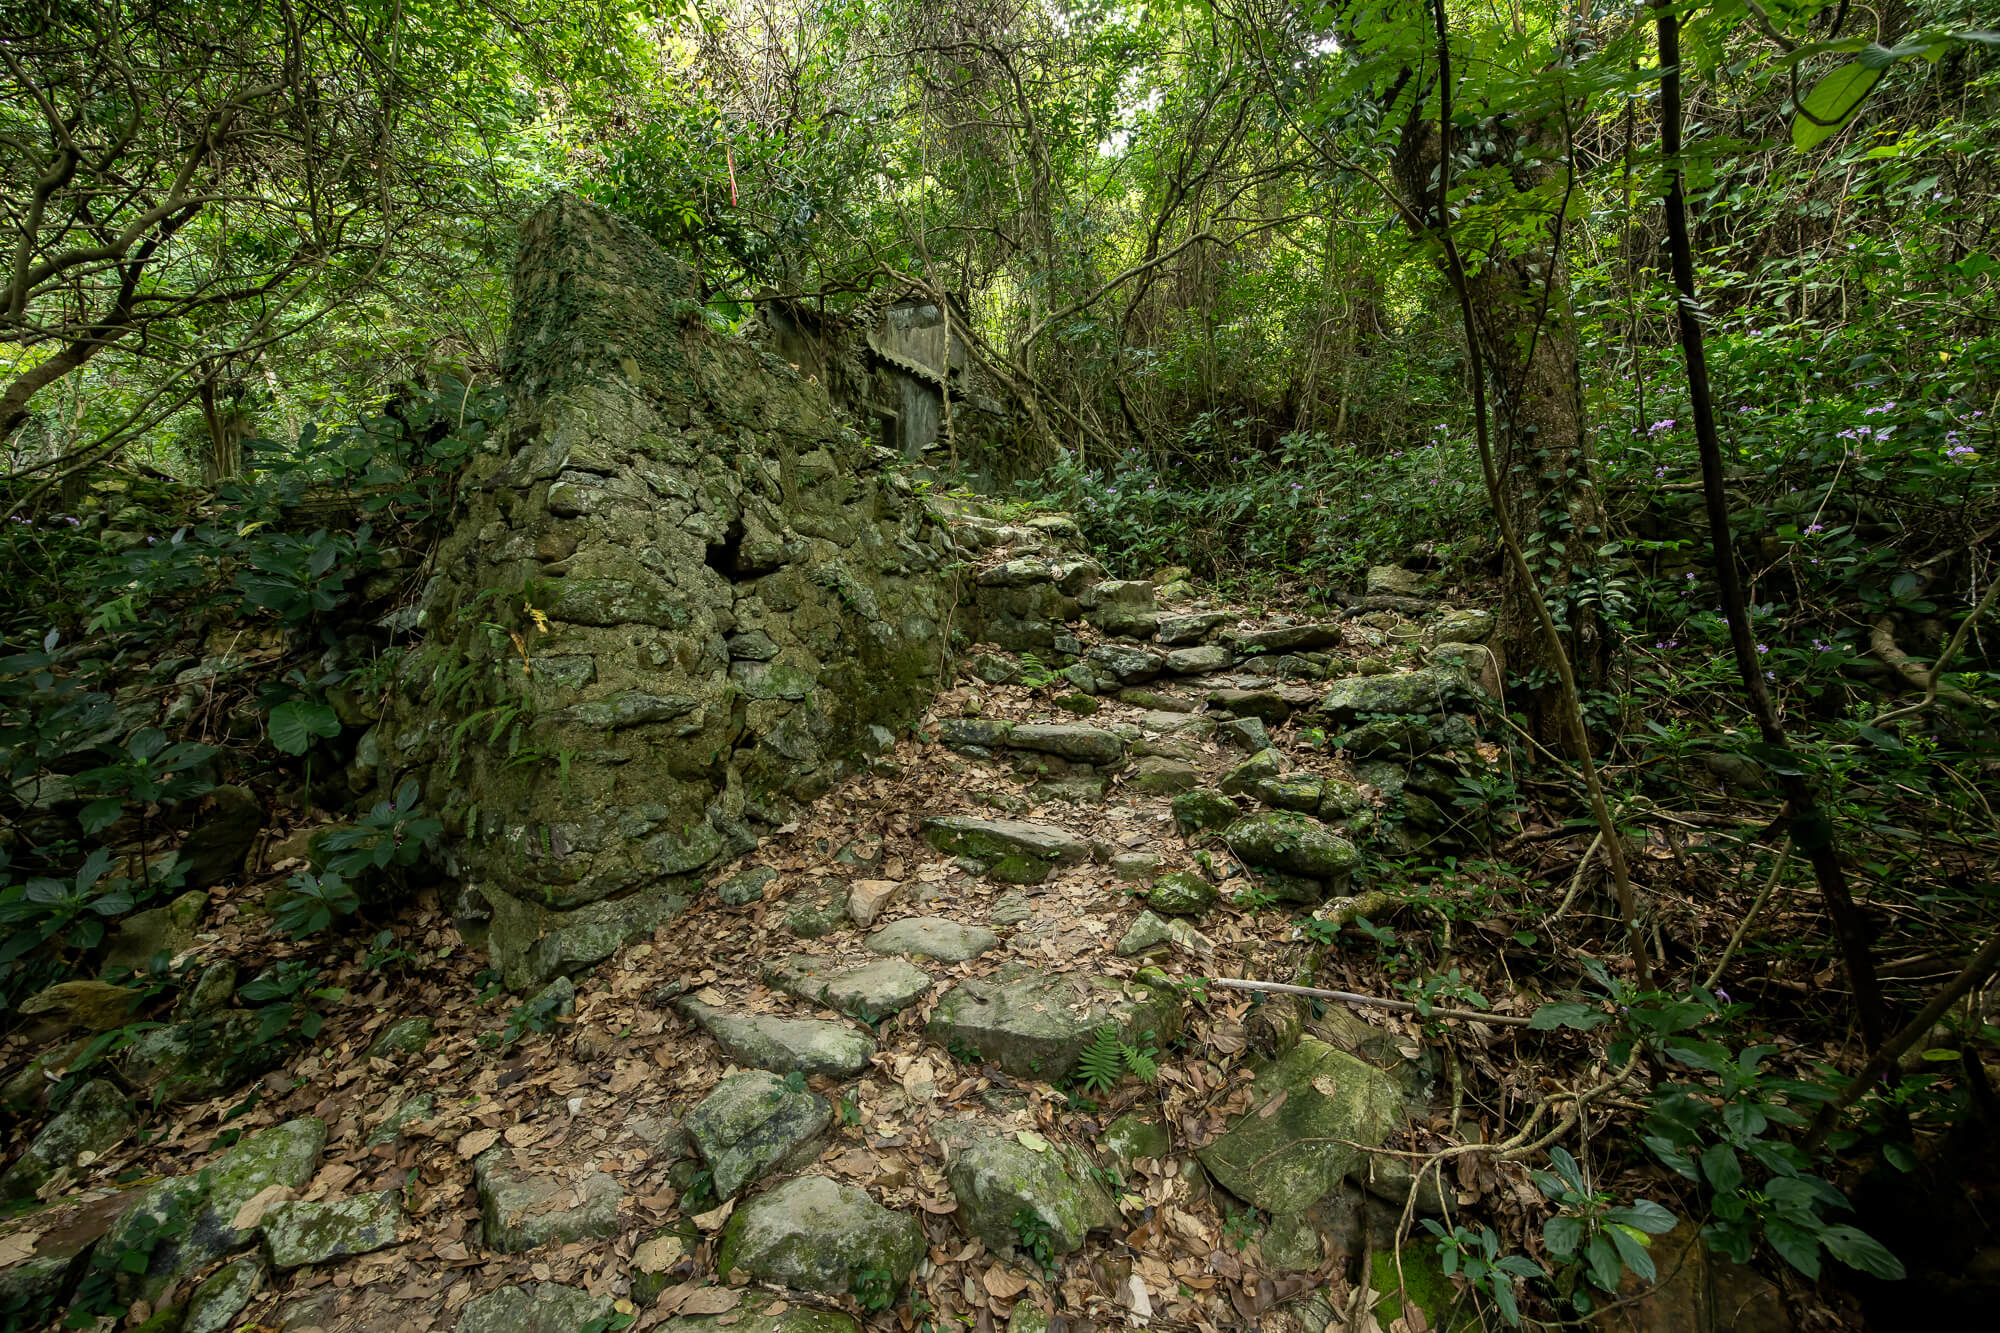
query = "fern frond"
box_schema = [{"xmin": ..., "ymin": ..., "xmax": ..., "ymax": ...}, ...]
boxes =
[{"xmin": 1076, "ymin": 1025, "xmax": 1124, "ymax": 1094}]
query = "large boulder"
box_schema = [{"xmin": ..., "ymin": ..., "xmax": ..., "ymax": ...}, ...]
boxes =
[
  {"xmin": 373, "ymin": 195, "xmax": 957, "ymax": 988},
  {"xmin": 1222, "ymin": 812, "xmax": 1360, "ymax": 893}
]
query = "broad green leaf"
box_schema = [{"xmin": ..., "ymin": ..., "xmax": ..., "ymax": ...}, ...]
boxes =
[
  {"xmin": 1792, "ymin": 62, "xmax": 1884, "ymax": 151},
  {"xmin": 1528, "ymin": 1000, "xmax": 1607, "ymax": 1031},
  {"xmin": 269, "ymin": 701, "xmax": 341, "ymax": 756},
  {"xmin": 1820, "ymin": 1224, "xmax": 1906, "ymax": 1280}
]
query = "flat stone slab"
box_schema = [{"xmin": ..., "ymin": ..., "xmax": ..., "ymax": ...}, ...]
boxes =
[
  {"xmin": 1206, "ymin": 687, "xmax": 1293, "ymax": 723},
  {"xmin": 1319, "ymin": 665, "xmax": 1472, "ymax": 721},
  {"xmin": 926, "ymin": 963, "xmax": 1182, "ymax": 1081},
  {"xmin": 766, "ymin": 955, "xmax": 934, "ymax": 1020},
  {"xmin": 458, "ymin": 1282, "xmax": 615, "ymax": 1333},
  {"xmin": 679, "ymin": 999, "xmax": 875, "ymax": 1077},
  {"xmin": 1007, "ymin": 724, "xmax": 1125, "ymax": 765},
  {"xmin": 660, "ymin": 1290, "xmax": 861, "ymax": 1333},
  {"xmin": 920, "ymin": 816, "xmax": 1089, "ymax": 884},
  {"xmin": 867, "ymin": 917, "xmax": 998, "ymax": 963},
  {"xmin": 716, "ymin": 1174, "xmax": 923, "ymax": 1300},
  {"xmin": 1228, "ymin": 623, "xmax": 1342, "ymax": 653},
  {"xmin": 1197, "ymin": 1038, "xmax": 1406, "ymax": 1215},
  {"xmin": 1155, "ymin": 612, "xmax": 1230, "ymax": 645},
  {"xmin": 262, "ymin": 1190, "xmax": 407, "ymax": 1269},
  {"xmin": 1130, "ymin": 755, "xmax": 1199, "ymax": 794},
  {"xmin": 686, "ymin": 1070, "xmax": 832, "ymax": 1201},
  {"xmin": 1224, "ymin": 812, "xmax": 1360, "ymax": 891},
  {"xmin": 1087, "ymin": 643, "xmax": 1164, "ymax": 682},
  {"xmin": 1164, "ymin": 645, "xmax": 1234, "ymax": 675},
  {"xmin": 475, "ymin": 1151, "xmax": 622, "ymax": 1253},
  {"xmin": 183, "ymin": 1256, "xmax": 263, "ymax": 1333}
]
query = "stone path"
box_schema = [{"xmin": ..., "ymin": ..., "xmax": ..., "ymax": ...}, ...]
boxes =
[{"xmin": 0, "ymin": 505, "xmax": 1508, "ymax": 1333}]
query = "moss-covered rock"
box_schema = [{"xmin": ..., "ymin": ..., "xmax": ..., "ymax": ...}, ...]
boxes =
[
  {"xmin": 765, "ymin": 955, "xmax": 933, "ymax": 1020},
  {"xmin": 784, "ymin": 880, "xmax": 852, "ymax": 938},
  {"xmin": 1217, "ymin": 749, "xmax": 1285, "ymax": 795},
  {"xmin": 866, "ymin": 916, "xmax": 998, "ymax": 963},
  {"xmin": 475, "ymin": 1150, "xmax": 623, "ymax": 1253},
  {"xmin": 1222, "ymin": 812, "xmax": 1359, "ymax": 891},
  {"xmin": 367, "ymin": 1015, "xmax": 435, "ymax": 1058},
  {"xmin": 716, "ymin": 1175, "xmax": 922, "ymax": 1299},
  {"xmin": 0, "ymin": 1078, "xmax": 133, "ymax": 1200},
  {"xmin": 926, "ymin": 963, "xmax": 1181, "ymax": 1081},
  {"xmin": 261, "ymin": 1190, "xmax": 406, "ymax": 1268},
  {"xmin": 945, "ymin": 1131, "xmax": 1118, "ymax": 1258},
  {"xmin": 1319, "ymin": 664, "xmax": 1473, "ymax": 721},
  {"xmin": 1250, "ymin": 775, "xmax": 1324, "ymax": 812},
  {"xmin": 685, "ymin": 1071, "xmax": 832, "ymax": 1200},
  {"xmin": 1198, "ymin": 1038, "xmax": 1404, "ymax": 1216},
  {"xmin": 1171, "ymin": 788, "xmax": 1238, "ymax": 835},
  {"xmin": 458, "ymin": 1282, "xmax": 615, "ymax": 1333},
  {"xmin": 680, "ymin": 1000, "xmax": 873, "ymax": 1078},
  {"xmin": 1101, "ymin": 1115, "xmax": 1170, "ymax": 1173},
  {"xmin": 919, "ymin": 816, "xmax": 1090, "ymax": 883},
  {"xmin": 661, "ymin": 1289, "xmax": 859, "ymax": 1333},
  {"xmin": 1131, "ymin": 756, "xmax": 1200, "ymax": 794},
  {"xmin": 1146, "ymin": 871, "xmax": 1218, "ymax": 917},
  {"xmin": 182, "ymin": 1255, "xmax": 262, "ymax": 1333}
]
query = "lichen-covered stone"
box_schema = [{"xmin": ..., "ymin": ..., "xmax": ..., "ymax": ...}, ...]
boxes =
[
  {"xmin": 1365, "ymin": 566, "xmax": 1429, "ymax": 596},
  {"xmin": 1109, "ymin": 853, "xmax": 1161, "ymax": 881},
  {"xmin": 766, "ymin": 955, "xmax": 933, "ymax": 1020},
  {"xmin": 1155, "ymin": 612, "xmax": 1228, "ymax": 645},
  {"xmin": 686, "ymin": 1070, "xmax": 832, "ymax": 1200},
  {"xmin": 0, "ymin": 1078, "xmax": 133, "ymax": 1200},
  {"xmin": 716, "ymin": 1175, "xmax": 923, "ymax": 1299},
  {"xmin": 1117, "ymin": 910, "xmax": 1199, "ymax": 957},
  {"xmin": 261, "ymin": 1190, "xmax": 406, "ymax": 1268},
  {"xmin": 1147, "ymin": 871, "xmax": 1218, "ymax": 917},
  {"xmin": 680, "ymin": 1000, "xmax": 874, "ymax": 1077},
  {"xmin": 1206, "ymin": 688, "xmax": 1292, "ymax": 723},
  {"xmin": 19, "ymin": 980, "xmax": 140, "ymax": 1032},
  {"xmin": 1217, "ymin": 748, "xmax": 1285, "ymax": 795},
  {"xmin": 1251, "ymin": 775, "xmax": 1324, "ymax": 812},
  {"xmin": 1130, "ymin": 756, "xmax": 1199, "ymax": 794},
  {"xmin": 1163, "ymin": 644, "xmax": 1233, "ymax": 674},
  {"xmin": 1087, "ymin": 643, "xmax": 1163, "ymax": 683},
  {"xmin": 1431, "ymin": 608, "xmax": 1495, "ymax": 644},
  {"xmin": 367, "ymin": 1015, "xmax": 435, "ymax": 1058},
  {"xmin": 946, "ymin": 1131, "xmax": 1117, "ymax": 1258},
  {"xmin": 100, "ymin": 889, "xmax": 207, "ymax": 974},
  {"xmin": 1318, "ymin": 665, "xmax": 1473, "ymax": 721},
  {"xmin": 866, "ymin": 917, "xmax": 998, "ymax": 963},
  {"xmin": 1223, "ymin": 812, "xmax": 1360, "ymax": 890},
  {"xmin": 1229, "ymin": 624, "xmax": 1342, "ymax": 653},
  {"xmin": 475, "ymin": 1151, "xmax": 623, "ymax": 1252},
  {"xmin": 1007, "ymin": 724, "xmax": 1124, "ymax": 765},
  {"xmin": 661, "ymin": 1289, "xmax": 860, "ymax": 1333},
  {"xmin": 716, "ymin": 865, "xmax": 779, "ymax": 906},
  {"xmin": 458, "ymin": 1282, "xmax": 615, "ymax": 1333},
  {"xmin": 367, "ymin": 1093, "xmax": 435, "ymax": 1146},
  {"xmin": 1101, "ymin": 1116, "xmax": 1170, "ymax": 1172},
  {"xmin": 372, "ymin": 195, "xmax": 952, "ymax": 989},
  {"xmin": 1170, "ymin": 788, "xmax": 1238, "ymax": 835},
  {"xmin": 784, "ymin": 880, "xmax": 852, "ymax": 938},
  {"xmin": 183, "ymin": 1255, "xmax": 262, "ymax": 1333},
  {"xmin": 116, "ymin": 1007, "xmax": 277, "ymax": 1103},
  {"xmin": 1197, "ymin": 1038, "xmax": 1405, "ymax": 1215},
  {"xmin": 1217, "ymin": 716, "xmax": 1271, "ymax": 752},
  {"xmin": 104, "ymin": 1117, "xmax": 326, "ymax": 1302},
  {"xmin": 919, "ymin": 817, "xmax": 1089, "ymax": 882},
  {"xmin": 926, "ymin": 964, "xmax": 1181, "ymax": 1081}
]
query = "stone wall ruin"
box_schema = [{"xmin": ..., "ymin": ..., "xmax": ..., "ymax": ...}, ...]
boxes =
[{"xmin": 376, "ymin": 196, "xmax": 962, "ymax": 989}]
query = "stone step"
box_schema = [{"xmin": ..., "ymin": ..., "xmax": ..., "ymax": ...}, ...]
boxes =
[
  {"xmin": 925, "ymin": 963, "xmax": 1181, "ymax": 1081},
  {"xmin": 765, "ymin": 954, "xmax": 934, "ymax": 1020},
  {"xmin": 678, "ymin": 999, "xmax": 876, "ymax": 1077},
  {"xmin": 685, "ymin": 1070, "xmax": 832, "ymax": 1200},
  {"xmin": 474, "ymin": 1150, "xmax": 623, "ymax": 1254},
  {"xmin": 716, "ymin": 1175, "xmax": 923, "ymax": 1302},
  {"xmin": 918, "ymin": 815, "xmax": 1090, "ymax": 885},
  {"xmin": 865, "ymin": 916, "xmax": 999, "ymax": 963}
]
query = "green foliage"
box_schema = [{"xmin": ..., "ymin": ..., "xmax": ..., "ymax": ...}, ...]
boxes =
[
  {"xmin": 267, "ymin": 701, "xmax": 341, "ymax": 756},
  {"xmin": 1421, "ymin": 1221, "xmax": 1544, "ymax": 1328},
  {"xmin": 851, "ymin": 1265, "xmax": 899, "ymax": 1312},
  {"xmin": 237, "ymin": 961, "xmax": 342, "ymax": 1048},
  {"xmin": 318, "ymin": 781, "xmax": 442, "ymax": 882},
  {"xmin": 1072, "ymin": 1025, "xmax": 1160, "ymax": 1096},
  {"xmin": 500, "ymin": 985, "xmax": 570, "ymax": 1048},
  {"xmin": 1221, "ymin": 1207, "xmax": 1261, "ymax": 1253},
  {"xmin": 271, "ymin": 870, "xmax": 359, "ymax": 941},
  {"xmin": 1011, "ymin": 1208, "xmax": 1057, "ymax": 1275},
  {"xmin": 1532, "ymin": 1146, "xmax": 1678, "ymax": 1315}
]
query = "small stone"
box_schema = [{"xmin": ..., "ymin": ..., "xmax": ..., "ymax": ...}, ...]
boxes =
[
  {"xmin": 1053, "ymin": 693, "xmax": 1099, "ymax": 715},
  {"xmin": 475, "ymin": 1151, "xmax": 623, "ymax": 1253},
  {"xmin": 1089, "ymin": 606, "xmax": 1161, "ymax": 638},
  {"xmin": 978, "ymin": 558, "xmax": 1057, "ymax": 587},
  {"xmin": 1318, "ymin": 779, "xmax": 1368, "ymax": 820},
  {"xmin": 716, "ymin": 1175, "xmax": 923, "ymax": 1299},
  {"xmin": 946, "ymin": 1130, "xmax": 1118, "ymax": 1259},
  {"xmin": 846, "ymin": 879, "xmax": 902, "ymax": 928},
  {"xmin": 178, "ymin": 785, "xmax": 264, "ymax": 888},
  {"xmin": 1109, "ymin": 853, "xmax": 1161, "ymax": 882},
  {"xmin": 786, "ymin": 881, "xmax": 852, "ymax": 938},
  {"xmin": 183, "ymin": 1256, "xmax": 263, "ymax": 1333},
  {"xmin": 367, "ymin": 1093, "xmax": 434, "ymax": 1147},
  {"xmin": 715, "ymin": 865, "xmax": 779, "ymax": 906},
  {"xmin": 867, "ymin": 917, "xmax": 999, "ymax": 963},
  {"xmin": 936, "ymin": 717, "xmax": 1016, "ymax": 752},
  {"xmin": 1154, "ymin": 612, "xmax": 1229, "ymax": 646},
  {"xmin": 686, "ymin": 1071, "xmax": 833, "ymax": 1200},
  {"xmin": 1170, "ymin": 788, "xmax": 1238, "ymax": 835},
  {"xmin": 990, "ymin": 891, "xmax": 1034, "ymax": 926},
  {"xmin": 1216, "ymin": 716, "xmax": 1271, "ymax": 752},
  {"xmin": 1147, "ymin": 871, "xmax": 1218, "ymax": 917},
  {"xmin": 367, "ymin": 1016, "xmax": 435, "ymax": 1059},
  {"xmin": 100, "ymin": 889, "xmax": 207, "ymax": 974},
  {"xmin": 679, "ymin": 1000, "xmax": 875, "ymax": 1077},
  {"xmin": 1101, "ymin": 1115, "xmax": 1170, "ymax": 1172},
  {"xmin": 177, "ymin": 961, "xmax": 237, "ymax": 1019},
  {"xmin": 1151, "ymin": 565, "xmax": 1193, "ymax": 586},
  {"xmin": 262, "ymin": 1190, "xmax": 407, "ymax": 1268},
  {"xmin": 1117, "ymin": 687, "xmax": 1195, "ymax": 712},
  {"xmin": 1129, "ymin": 755, "xmax": 1199, "ymax": 795},
  {"xmin": 1078, "ymin": 579, "xmax": 1157, "ymax": 610},
  {"xmin": 1116, "ymin": 911, "xmax": 1176, "ymax": 956},
  {"xmin": 457, "ymin": 1283, "xmax": 615, "ymax": 1333},
  {"xmin": 1218, "ymin": 748, "xmax": 1286, "ymax": 794}
]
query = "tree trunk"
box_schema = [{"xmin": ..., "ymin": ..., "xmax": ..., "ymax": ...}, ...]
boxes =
[{"xmin": 1390, "ymin": 114, "xmax": 1608, "ymax": 737}]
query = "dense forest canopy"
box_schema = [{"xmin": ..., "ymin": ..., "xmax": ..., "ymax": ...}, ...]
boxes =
[{"xmin": 1, "ymin": 0, "xmax": 1996, "ymax": 1329}]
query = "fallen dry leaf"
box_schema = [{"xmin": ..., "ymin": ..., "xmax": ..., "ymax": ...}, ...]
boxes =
[
  {"xmin": 681, "ymin": 1287, "xmax": 742, "ymax": 1315},
  {"xmin": 0, "ymin": 1231, "xmax": 41, "ymax": 1267},
  {"xmin": 983, "ymin": 1265, "xmax": 1030, "ymax": 1300},
  {"xmin": 454, "ymin": 1128, "xmax": 500, "ymax": 1159},
  {"xmin": 693, "ymin": 1198, "xmax": 735, "ymax": 1232},
  {"xmin": 230, "ymin": 1184, "xmax": 299, "ymax": 1231}
]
